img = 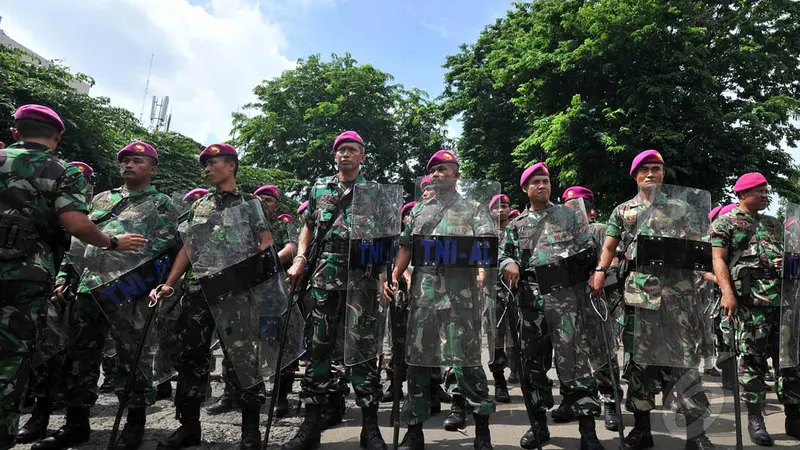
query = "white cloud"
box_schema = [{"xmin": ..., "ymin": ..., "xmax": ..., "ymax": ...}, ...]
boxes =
[
  {"xmin": 419, "ymin": 21, "xmax": 451, "ymax": 39},
  {"xmin": 0, "ymin": 0, "xmax": 295, "ymax": 144}
]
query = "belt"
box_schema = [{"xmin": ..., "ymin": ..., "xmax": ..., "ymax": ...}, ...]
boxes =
[{"xmin": 323, "ymin": 240, "xmax": 349, "ymax": 253}]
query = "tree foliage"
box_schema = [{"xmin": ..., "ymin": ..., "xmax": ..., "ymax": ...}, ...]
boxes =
[
  {"xmin": 443, "ymin": 0, "xmax": 800, "ymax": 213},
  {"xmin": 232, "ymin": 53, "xmax": 450, "ymax": 199}
]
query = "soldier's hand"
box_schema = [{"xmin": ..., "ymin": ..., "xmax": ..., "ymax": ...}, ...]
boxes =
[
  {"xmin": 589, "ymin": 271, "xmax": 606, "ymax": 293},
  {"xmin": 115, "ymin": 234, "xmax": 148, "ymax": 251},
  {"xmin": 286, "ymin": 257, "xmax": 306, "ymax": 290},
  {"xmin": 149, "ymin": 285, "xmax": 174, "ymax": 304},
  {"xmin": 721, "ymin": 291, "xmax": 737, "ymax": 320},
  {"xmin": 503, "ymin": 263, "xmax": 520, "ymax": 290},
  {"xmin": 773, "ymin": 257, "xmax": 783, "ymax": 270},
  {"xmin": 702, "ymin": 272, "xmax": 716, "ymax": 283},
  {"xmin": 52, "ymin": 286, "xmax": 67, "ymax": 306},
  {"xmin": 382, "ymin": 278, "xmax": 398, "ymax": 301}
]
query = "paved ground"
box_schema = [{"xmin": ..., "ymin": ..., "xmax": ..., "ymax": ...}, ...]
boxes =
[{"xmin": 15, "ymin": 355, "xmax": 799, "ymax": 449}]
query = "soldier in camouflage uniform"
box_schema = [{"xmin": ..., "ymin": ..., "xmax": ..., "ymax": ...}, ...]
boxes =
[
  {"xmin": 590, "ymin": 150, "xmax": 716, "ymax": 450},
  {"xmin": 32, "ymin": 141, "xmax": 178, "ymax": 450},
  {"xmin": 487, "ymin": 194, "xmax": 511, "ymax": 402},
  {"xmin": 707, "ymin": 203, "xmax": 738, "ymax": 392},
  {"xmin": 152, "ymin": 143, "xmax": 269, "ymax": 450},
  {"xmin": 710, "ymin": 172, "xmax": 800, "ymax": 445},
  {"xmin": 383, "ymin": 150, "xmax": 495, "ymax": 450},
  {"xmin": 0, "ymin": 105, "xmax": 146, "ymax": 450},
  {"xmin": 500, "ymin": 164, "xmax": 604, "ymax": 450},
  {"xmin": 282, "ymin": 131, "xmax": 386, "ymax": 450},
  {"xmin": 551, "ymin": 186, "xmax": 623, "ymax": 432}
]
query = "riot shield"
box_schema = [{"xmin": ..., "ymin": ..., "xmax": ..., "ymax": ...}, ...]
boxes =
[
  {"xmin": 183, "ymin": 199, "xmax": 303, "ymax": 389},
  {"xmin": 628, "ymin": 184, "xmax": 714, "ymax": 368},
  {"xmin": 781, "ymin": 203, "xmax": 800, "ymax": 368},
  {"xmin": 80, "ymin": 200, "xmax": 180, "ymax": 384},
  {"xmin": 529, "ymin": 200, "xmax": 611, "ymax": 385},
  {"xmin": 405, "ymin": 178, "xmax": 499, "ymax": 367},
  {"xmin": 344, "ymin": 182, "xmax": 403, "ymax": 366}
]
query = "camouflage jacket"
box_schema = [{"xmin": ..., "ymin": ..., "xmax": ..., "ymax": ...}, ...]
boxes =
[
  {"xmin": 0, "ymin": 142, "xmax": 89, "ymax": 281},
  {"xmin": 590, "ymin": 221, "xmax": 606, "ymax": 249},
  {"xmin": 185, "ymin": 188, "xmax": 267, "ymax": 286},
  {"xmin": 606, "ymin": 191, "xmax": 706, "ymax": 310},
  {"xmin": 401, "ymin": 190, "xmax": 496, "ymax": 309},
  {"xmin": 57, "ymin": 186, "xmax": 178, "ymax": 293},
  {"xmin": 269, "ymin": 214, "xmax": 298, "ymax": 250},
  {"xmin": 499, "ymin": 202, "xmax": 593, "ymax": 307},
  {"xmin": 302, "ymin": 173, "xmax": 368, "ymax": 290},
  {"xmin": 710, "ymin": 206, "xmax": 783, "ymax": 306}
]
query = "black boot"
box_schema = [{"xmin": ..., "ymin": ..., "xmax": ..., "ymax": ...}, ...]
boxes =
[
  {"xmin": 114, "ymin": 408, "xmax": 146, "ymax": 450},
  {"xmin": 551, "ymin": 401, "xmax": 576, "ymax": 423},
  {"xmin": 281, "ymin": 403, "xmax": 322, "ymax": 450},
  {"xmin": 276, "ymin": 376, "xmax": 293, "ymax": 418},
  {"xmin": 492, "ymin": 372, "xmax": 510, "ymax": 404},
  {"xmin": 786, "ymin": 404, "xmax": 800, "ymax": 439},
  {"xmin": 623, "ymin": 412, "xmax": 653, "ymax": 450},
  {"xmin": 520, "ymin": 412, "xmax": 550, "ymax": 449},
  {"xmin": 747, "ymin": 403, "xmax": 773, "ymax": 446},
  {"xmin": 31, "ymin": 407, "xmax": 91, "ymax": 450},
  {"xmin": 397, "ymin": 424, "xmax": 424, "ymax": 450},
  {"xmin": 430, "ymin": 384, "xmax": 442, "ymax": 415},
  {"xmin": 156, "ymin": 402, "xmax": 202, "ymax": 450},
  {"xmin": 240, "ymin": 405, "xmax": 261, "ymax": 450},
  {"xmin": 579, "ymin": 416, "xmax": 604, "ymax": 450},
  {"xmin": 16, "ymin": 398, "xmax": 51, "ymax": 444},
  {"xmin": 603, "ymin": 402, "xmax": 620, "ymax": 432},
  {"xmin": 319, "ymin": 393, "xmax": 345, "ymax": 430},
  {"xmin": 443, "ymin": 395, "xmax": 466, "ymax": 431},
  {"xmin": 474, "ymin": 414, "xmax": 492, "ymax": 450},
  {"xmin": 685, "ymin": 414, "xmax": 715, "ymax": 450},
  {"xmin": 359, "ymin": 406, "xmax": 387, "ymax": 450},
  {"xmin": 156, "ymin": 382, "xmax": 173, "ymax": 400},
  {"xmin": 205, "ymin": 390, "xmax": 237, "ymax": 415}
]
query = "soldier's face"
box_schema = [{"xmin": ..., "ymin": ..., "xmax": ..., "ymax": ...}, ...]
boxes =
[
  {"xmin": 635, "ymin": 163, "xmax": 664, "ymax": 189},
  {"xmin": 740, "ymin": 185, "xmax": 770, "ymax": 211},
  {"xmin": 524, "ymin": 175, "xmax": 551, "ymax": 203},
  {"xmin": 491, "ymin": 202, "xmax": 510, "ymax": 223},
  {"xmin": 421, "ymin": 187, "xmax": 436, "ymax": 200},
  {"xmin": 204, "ymin": 157, "xmax": 234, "ymax": 185},
  {"xmin": 120, "ymin": 156, "xmax": 156, "ymax": 183},
  {"xmin": 429, "ymin": 163, "xmax": 459, "ymax": 191},
  {"xmin": 334, "ymin": 144, "xmax": 365, "ymax": 172},
  {"xmin": 260, "ymin": 195, "xmax": 278, "ymax": 218}
]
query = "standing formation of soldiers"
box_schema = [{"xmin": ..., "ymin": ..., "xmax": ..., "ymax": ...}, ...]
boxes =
[{"xmin": 2, "ymin": 103, "xmax": 800, "ymax": 450}]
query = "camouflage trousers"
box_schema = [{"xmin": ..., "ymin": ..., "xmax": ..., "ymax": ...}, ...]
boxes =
[
  {"xmin": 594, "ymin": 353, "xmax": 622, "ymax": 404},
  {"xmin": 487, "ymin": 296, "xmax": 508, "ymax": 375},
  {"xmin": 0, "ymin": 280, "xmax": 46, "ymax": 449},
  {"xmin": 403, "ymin": 365, "xmax": 494, "ymax": 425},
  {"xmin": 57, "ymin": 294, "xmax": 156, "ymax": 409},
  {"xmin": 175, "ymin": 289, "xmax": 265, "ymax": 408},
  {"xmin": 300, "ymin": 288, "xmax": 380, "ymax": 407},
  {"xmin": 734, "ymin": 305, "xmax": 800, "ymax": 405}
]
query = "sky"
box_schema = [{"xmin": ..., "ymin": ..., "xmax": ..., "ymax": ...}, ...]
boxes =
[{"xmin": 0, "ymin": 0, "xmax": 512, "ymax": 145}]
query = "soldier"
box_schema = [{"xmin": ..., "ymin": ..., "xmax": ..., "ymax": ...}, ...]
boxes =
[
  {"xmin": 282, "ymin": 131, "xmax": 386, "ymax": 450},
  {"xmin": 590, "ymin": 150, "xmax": 716, "ymax": 450},
  {"xmin": 706, "ymin": 203, "xmax": 737, "ymax": 393},
  {"xmin": 152, "ymin": 143, "xmax": 269, "ymax": 450},
  {"xmin": 31, "ymin": 141, "xmax": 177, "ymax": 450},
  {"xmin": 509, "ymin": 209, "xmax": 520, "ymax": 220},
  {"xmin": 500, "ymin": 164, "xmax": 604, "ymax": 449},
  {"xmin": 279, "ymin": 213, "xmax": 294, "ymax": 224},
  {"xmin": 552, "ymin": 186, "xmax": 623, "ymax": 432},
  {"xmin": 710, "ymin": 172, "xmax": 800, "ymax": 445},
  {"xmin": 383, "ymin": 149, "xmax": 496, "ymax": 450},
  {"xmin": 0, "ymin": 105, "xmax": 146, "ymax": 450},
  {"xmin": 488, "ymin": 194, "xmax": 512, "ymax": 404}
]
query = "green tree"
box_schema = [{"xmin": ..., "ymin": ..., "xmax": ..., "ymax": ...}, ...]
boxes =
[
  {"xmin": 443, "ymin": 0, "xmax": 800, "ymax": 213},
  {"xmin": 236, "ymin": 165, "xmax": 304, "ymax": 215},
  {"xmin": 231, "ymin": 53, "xmax": 449, "ymax": 199}
]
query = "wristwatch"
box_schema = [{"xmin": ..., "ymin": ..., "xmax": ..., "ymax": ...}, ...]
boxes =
[
  {"xmin": 107, "ymin": 236, "xmax": 119, "ymax": 250},
  {"xmin": 594, "ymin": 265, "xmax": 606, "ymax": 273}
]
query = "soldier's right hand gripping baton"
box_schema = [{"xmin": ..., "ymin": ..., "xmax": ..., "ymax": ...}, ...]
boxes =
[
  {"xmin": 589, "ymin": 293, "xmax": 626, "ymax": 450},
  {"xmin": 500, "ymin": 279, "xmax": 543, "ymax": 450}
]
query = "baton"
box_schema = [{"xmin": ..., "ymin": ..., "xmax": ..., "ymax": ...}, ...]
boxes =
[{"xmin": 590, "ymin": 293, "xmax": 626, "ymax": 449}]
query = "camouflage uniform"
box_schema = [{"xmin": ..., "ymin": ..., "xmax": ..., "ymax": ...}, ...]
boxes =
[
  {"xmin": 0, "ymin": 141, "xmax": 88, "ymax": 448},
  {"xmin": 606, "ymin": 193, "xmax": 709, "ymax": 416},
  {"xmin": 710, "ymin": 206, "xmax": 800, "ymax": 405},
  {"xmin": 53, "ymin": 186, "xmax": 176, "ymax": 410},
  {"xmin": 400, "ymin": 193, "xmax": 495, "ymax": 425},
  {"xmin": 500, "ymin": 203, "xmax": 601, "ymax": 417},
  {"xmin": 175, "ymin": 189, "xmax": 268, "ymax": 408},
  {"xmin": 299, "ymin": 175, "xmax": 381, "ymax": 407}
]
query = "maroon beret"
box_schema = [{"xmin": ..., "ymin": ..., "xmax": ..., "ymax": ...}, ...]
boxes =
[
  {"xmin": 14, "ymin": 104, "xmax": 65, "ymax": 131},
  {"xmin": 489, "ymin": 194, "xmax": 510, "ymax": 209},
  {"xmin": 509, "ymin": 209, "xmax": 520, "ymax": 219},
  {"xmin": 520, "ymin": 162, "xmax": 549, "ymax": 188},
  {"xmin": 401, "ymin": 201, "xmax": 417, "ymax": 216},
  {"xmin": 117, "ymin": 141, "xmax": 158, "ymax": 162},
  {"xmin": 333, "ymin": 131, "xmax": 365, "ymax": 151},
  {"xmin": 278, "ymin": 213, "xmax": 294, "ymax": 224},
  {"xmin": 200, "ymin": 143, "xmax": 237, "ymax": 166},
  {"xmin": 297, "ymin": 200, "xmax": 309, "ymax": 215},
  {"xmin": 68, "ymin": 161, "xmax": 93, "ymax": 178},
  {"xmin": 630, "ymin": 150, "xmax": 664, "ymax": 176},
  {"xmin": 562, "ymin": 186, "xmax": 594, "ymax": 203},
  {"xmin": 183, "ymin": 188, "xmax": 209, "ymax": 202},
  {"xmin": 733, "ymin": 172, "xmax": 768, "ymax": 194},
  {"xmin": 426, "ymin": 150, "xmax": 458, "ymax": 172},
  {"xmin": 254, "ymin": 185, "xmax": 279, "ymax": 199}
]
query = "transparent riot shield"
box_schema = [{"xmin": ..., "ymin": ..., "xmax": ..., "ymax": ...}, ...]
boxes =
[
  {"xmin": 628, "ymin": 184, "xmax": 714, "ymax": 368},
  {"xmin": 781, "ymin": 203, "xmax": 800, "ymax": 368},
  {"xmin": 183, "ymin": 199, "xmax": 303, "ymax": 389},
  {"xmin": 405, "ymin": 178, "xmax": 499, "ymax": 367},
  {"xmin": 80, "ymin": 200, "xmax": 180, "ymax": 386},
  {"xmin": 344, "ymin": 182, "xmax": 403, "ymax": 366},
  {"xmin": 526, "ymin": 200, "xmax": 611, "ymax": 384}
]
